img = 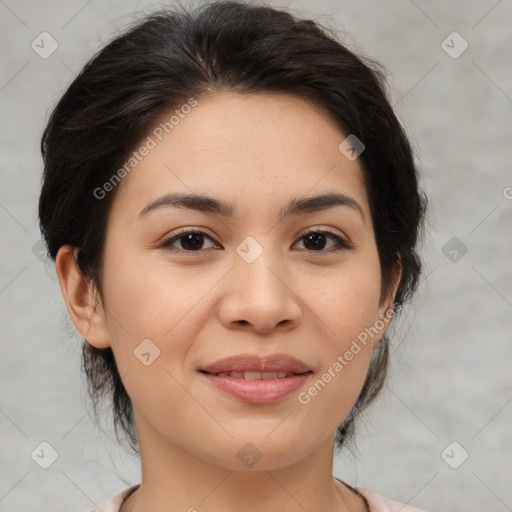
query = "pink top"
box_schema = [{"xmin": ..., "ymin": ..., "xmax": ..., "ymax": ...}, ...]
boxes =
[{"xmin": 88, "ymin": 478, "xmax": 428, "ymax": 512}]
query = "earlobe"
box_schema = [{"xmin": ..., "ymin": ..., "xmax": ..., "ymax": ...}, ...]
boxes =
[
  {"xmin": 55, "ymin": 245, "xmax": 111, "ymax": 349},
  {"xmin": 374, "ymin": 256, "xmax": 403, "ymax": 347}
]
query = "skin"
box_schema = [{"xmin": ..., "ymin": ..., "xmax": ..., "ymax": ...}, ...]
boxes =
[{"xmin": 56, "ymin": 92, "xmax": 401, "ymax": 512}]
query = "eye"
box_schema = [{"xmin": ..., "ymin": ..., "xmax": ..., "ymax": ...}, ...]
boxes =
[
  {"xmin": 159, "ymin": 228, "xmax": 218, "ymax": 252},
  {"xmin": 294, "ymin": 229, "xmax": 353, "ymax": 252},
  {"xmin": 159, "ymin": 228, "xmax": 353, "ymax": 253}
]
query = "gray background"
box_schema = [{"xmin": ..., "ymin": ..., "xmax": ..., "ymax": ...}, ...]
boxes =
[{"xmin": 1, "ymin": 0, "xmax": 511, "ymax": 510}]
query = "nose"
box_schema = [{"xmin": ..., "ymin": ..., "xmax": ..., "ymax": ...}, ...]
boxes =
[{"xmin": 217, "ymin": 251, "xmax": 302, "ymax": 334}]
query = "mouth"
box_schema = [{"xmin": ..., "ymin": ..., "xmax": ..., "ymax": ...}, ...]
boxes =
[
  {"xmin": 197, "ymin": 352, "xmax": 313, "ymax": 403},
  {"xmin": 199, "ymin": 370, "xmax": 313, "ymax": 379}
]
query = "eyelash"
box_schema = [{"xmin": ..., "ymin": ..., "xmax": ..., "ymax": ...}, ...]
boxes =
[{"xmin": 158, "ymin": 227, "xmax": 353, "ymax": 254}]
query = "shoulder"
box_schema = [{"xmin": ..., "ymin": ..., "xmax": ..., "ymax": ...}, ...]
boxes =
[
  {"xmin": 86, "ymin": 485, "xmax": 140, "ymax": 512},
  {"xmin": 356, "ymin": 486, "xmax": 429, "ymax": 512}
]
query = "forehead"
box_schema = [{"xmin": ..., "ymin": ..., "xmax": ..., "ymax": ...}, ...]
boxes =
[{"xmin": 109, "ymin": 92, "xmax": 371, "ymax": 224}]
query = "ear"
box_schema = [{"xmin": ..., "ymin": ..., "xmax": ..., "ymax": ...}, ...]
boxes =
[
  {"xmin": 373, "ymin": 255, "xmax": 402, "ymax": 347},
  {"xmin": 55, "ymin": 245, "xmax": 111, "ymax": 349}
]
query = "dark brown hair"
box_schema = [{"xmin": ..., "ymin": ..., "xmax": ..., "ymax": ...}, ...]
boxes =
[{"xmin": 38, "ymin": 0, "xmax": 427, "ymax": 456}]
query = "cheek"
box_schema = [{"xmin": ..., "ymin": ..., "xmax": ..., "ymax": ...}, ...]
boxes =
[
  {"xmin": 299, "ymin": 279, "xmax": 378, "ymax": 427},
  {"xmin": 100, "ymin": 247, "xmax": 219, "ymax": 363},
  {"xmin": 306, "ymin": 257, "xmax": 383, "ymax": 342},
  {"xmin": 99, "ymin": 253, "xmax": 206, "ymax": 421},
  {"xmin": 298, "ymin": 255, "xmax": 382, "ymax": 412}
]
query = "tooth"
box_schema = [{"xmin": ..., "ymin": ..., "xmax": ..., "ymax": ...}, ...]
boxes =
[
  {"xmin": 261, "ymin": 372, "xmax": 278, "ymax": 379},
  {"xmin": 243, "ymin": 371, "xmax": 262, "ymax": 380},
  {"xmin": 277, "ymin": 371, "xmax": 288, "ymax": 378}
]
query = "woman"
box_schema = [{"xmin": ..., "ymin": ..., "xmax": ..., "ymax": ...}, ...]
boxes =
[{"xmin": 38, "ymin": 1, "xmax": 428, "ymax": 511}]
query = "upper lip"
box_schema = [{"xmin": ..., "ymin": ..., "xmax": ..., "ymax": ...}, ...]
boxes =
[{"xmin": 199, "ymin": 353, "xmax": 312, "ymax": 374}]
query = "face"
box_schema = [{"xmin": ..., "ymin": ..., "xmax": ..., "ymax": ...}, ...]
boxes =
[{"xmin": 64, "ymin": 92, "xmax": 400, "ymax": 470}]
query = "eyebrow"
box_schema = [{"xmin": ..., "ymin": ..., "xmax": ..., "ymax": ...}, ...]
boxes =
[{"xmin": 138, "ymin": 191, "xmax": 365, "ymax": 224}]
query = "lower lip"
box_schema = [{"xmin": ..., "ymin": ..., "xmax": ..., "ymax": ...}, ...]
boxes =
[{"xmin": 200, "ymin": 372, "xmax": 312, "ymax": 404}]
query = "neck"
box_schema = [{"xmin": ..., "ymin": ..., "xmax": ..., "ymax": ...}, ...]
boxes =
[{"xmin": 119, "ymin": 413, "xmax": 367, "ymax": 512}]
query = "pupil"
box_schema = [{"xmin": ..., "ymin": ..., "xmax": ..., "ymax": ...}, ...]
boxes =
[
  {"xmin": 182, "ymin": 233, "xmax": 202, "ymax": 250},
  {"xmin": 305, "ymin": 233, "xmax": 326, "ymax": 250}
]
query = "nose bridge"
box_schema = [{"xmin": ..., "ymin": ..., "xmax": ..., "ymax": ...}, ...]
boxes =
[
  {"xmin": 234, "ymin": 234, "xmax": 285, "ymax": 300},
  {"xmin": 217, "ymin": 233, "xmax": 301, "ymax": 331}
]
